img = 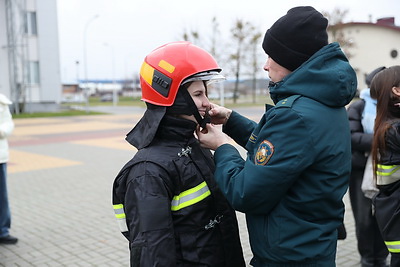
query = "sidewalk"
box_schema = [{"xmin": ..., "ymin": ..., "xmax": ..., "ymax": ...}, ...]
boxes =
[{"xmin": 0, "ymin": 106, "xmax": 363, "ymax": 266}]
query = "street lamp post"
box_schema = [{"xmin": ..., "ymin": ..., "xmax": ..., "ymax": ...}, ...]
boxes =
[
  {"xmin": 104, "ymin": 43, "xmax": 118, "ymax": 106},
  {"xmin": 75, "ymin": 60, "xmax": 80, "ymax": 86},
  {"xmin": 75, "ymin": 60, "xmax": 80, "ymax": 101},
  {"xmin": 83, "ymin": 14, "xmax": 99, "ymax": 112},
  {"xmin": 219, "ymin": 81, "xmax": 225, "ymax": 106}
]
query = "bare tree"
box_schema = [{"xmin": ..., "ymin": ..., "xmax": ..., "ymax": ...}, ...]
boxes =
[
  {"xmin": 323, "ymin": 7, "xmax": 354, "ymax": 58},
  {"xmin": 249, "ymin": 31, "xmax": 263, "ymax": 103},
  {"xmin": 181, "ymin": 29, "xmax": 200, "ymax": 46},
  {"xmin": 229, "ymin": 19, "xmax": 257, "ymax": 103},
  {"xmin": 210, "ymin": 17, "xmax": 219, "ymax": 57},
  {"xmin": 322, "ymin": 7, "xmax": 348, "ymax": 25}
]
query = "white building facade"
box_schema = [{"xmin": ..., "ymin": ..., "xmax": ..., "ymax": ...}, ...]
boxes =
[
  {"xmin": 328, "ymin": 17, "xmax": 400, "ymax": 90},
  {"xmin": 0, "ymin": 0, "xmax": 61, "ymax": 113}
]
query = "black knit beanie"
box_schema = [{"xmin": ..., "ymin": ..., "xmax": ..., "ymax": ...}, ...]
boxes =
[{"xmin": 262, "ymin": 6, "xmax": 328, "ymax": 71}]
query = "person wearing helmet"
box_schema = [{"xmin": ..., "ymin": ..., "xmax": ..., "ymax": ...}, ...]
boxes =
[{"xmin": 112, "ymin": 41, "xmax": 245, "ymax": 267}]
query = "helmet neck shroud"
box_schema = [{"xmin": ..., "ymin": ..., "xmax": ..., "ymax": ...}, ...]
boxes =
[{"xmin": 125, "ymin": 103, "xmax": 166, "ymax": 149}]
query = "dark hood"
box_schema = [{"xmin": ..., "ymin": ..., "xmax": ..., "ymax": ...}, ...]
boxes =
[
  {"xmin": 125, "ymin": 105, "xmax": 166, "ymax": 149},
  {"xmin": 269, "ymin": 42, "xmax": 357, "ymax": 107},
  {"xmin": 125, "ymin": 106, "xmax": 198, "ymax": 150},
  {"xmin": 155, "ymin": 115, "xmax": 197, "ymax": 141}
]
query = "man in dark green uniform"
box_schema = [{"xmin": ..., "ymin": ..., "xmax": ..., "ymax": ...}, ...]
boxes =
[{"xmin": 197, "ymin": 6, "xmax": 357, "ymax": 266}]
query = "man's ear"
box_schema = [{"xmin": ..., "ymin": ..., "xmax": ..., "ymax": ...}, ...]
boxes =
[{"xmin": 392, "ymin": 86, "xmax": 400, "ymax": 97}]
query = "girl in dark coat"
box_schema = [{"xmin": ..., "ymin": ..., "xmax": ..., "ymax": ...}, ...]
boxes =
[
  {"xmin": 370, "ymin": 65, "xmax": 400, "ymax": 267},
  {"xmin": 347, "ymin": 66, "xmax": 388, "ymax": 267},
  {"xmin": 347, "ymin": 89, "xmax": 388, "ymax": 267}
]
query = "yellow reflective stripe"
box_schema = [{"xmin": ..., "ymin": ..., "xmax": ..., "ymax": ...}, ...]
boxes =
[
  {"xmin": 113, "ymin": 204, "xmax": 123, "ymax": 209},
  {"xmin": 140, "ymin": 62, "xmax": 154, "ymax": 86},
  {"xmin": 158, "ymin": 60, "xmax": 175, "ymax": 73},
  {"xmin": 113, "ymin": 204, "xmax": 128, "ymax": 232},
  {"xmin": 377, "ymin": 164, "xmax": 400, "ymax": 176},
  {"xmin": 385, "ymin": 240, "xmax": 400, "ymax": 253},
  {"xmin": 171, "ymin": 181, "xmax": 211, "ymax": 211},
  {"xmin": 113, "ymin": 204, "xmax": 126, "ymax": 219},
  {"xmin": 376, "ymin": 164, "xmax": 400, "ymax": 185}
]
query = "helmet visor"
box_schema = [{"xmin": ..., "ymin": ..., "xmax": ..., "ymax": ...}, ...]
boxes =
[{"xmin": 182, "ymin": 71, "xmax": 225, "ymax": 86}]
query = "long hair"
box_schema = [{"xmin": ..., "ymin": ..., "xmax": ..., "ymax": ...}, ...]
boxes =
[{"xmin": 371, "ymin": 65, "xmax": 400, "ymax": 178}]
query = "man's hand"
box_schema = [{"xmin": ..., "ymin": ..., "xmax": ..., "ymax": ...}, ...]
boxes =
[
  {"xmin": 196, "ymin": 124, "xmax": 231, "ymax": 151},
  {"xmin": 208, "ymin": 103, "xmax": 232, "ymax": 125}
]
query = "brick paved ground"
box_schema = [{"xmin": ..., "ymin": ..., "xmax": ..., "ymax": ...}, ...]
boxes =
[{"xmin": 0, "ymin": 106, "xmax": 375, "ymax": 266}]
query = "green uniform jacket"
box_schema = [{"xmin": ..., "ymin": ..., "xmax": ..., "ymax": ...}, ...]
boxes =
[{"xmin": 214, "ymin": 42, "xmax": 357, "ymax": 266}]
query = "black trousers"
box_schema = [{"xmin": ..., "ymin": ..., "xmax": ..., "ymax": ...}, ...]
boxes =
[
  {"xmin": 390, "ymin": 255, "xmax": 400, "ymax": 267},
  {"xmin": 349, "ymin": 168, "xmax": 389, "ymax": 263}
]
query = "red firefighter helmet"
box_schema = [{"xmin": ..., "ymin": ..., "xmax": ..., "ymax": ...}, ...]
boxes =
[{"xmin": 139, "ymin": 41, "xmax": 221, "ymax": 106}]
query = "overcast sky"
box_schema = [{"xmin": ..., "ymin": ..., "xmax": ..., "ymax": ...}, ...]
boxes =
[{"xmin": 57, "ymin": 0, "xmax": 400, "ymax": 83}]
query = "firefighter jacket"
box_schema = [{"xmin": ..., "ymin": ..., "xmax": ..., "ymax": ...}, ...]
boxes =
[
  {"xmin": 373, "ymin": 120, "xmax": 400, "ymax": 261},
  {"xmin": 213, "ymin": 43, "xmax": 357, "ymax": 266},
  {"xmin": 112, "ymin": 116, "xmax": 245, "ymax": 267}
]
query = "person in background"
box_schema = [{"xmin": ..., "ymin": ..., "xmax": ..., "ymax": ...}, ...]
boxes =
[
  {"xmin": 197, "ymin": 6, "xmax": 357, "ymax": 266},
  {"xmin": 347, "ymin": 66, "xmax": 388, "ymax": 267},
  {"xmin": 0, "ymin": 93, "xmax": 17, "ymax": 245},
  {"xmin": 370, "ymin": 65, "xmax": 400, "ymax": 267},
  {"xmin": 112, "ymin": 41, "xmax": 245, "ymax": 267}
]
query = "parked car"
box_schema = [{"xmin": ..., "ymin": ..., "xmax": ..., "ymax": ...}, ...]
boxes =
[{"xmin": 100, "ymin": 94, "xmax": 113, "ymax": 102}]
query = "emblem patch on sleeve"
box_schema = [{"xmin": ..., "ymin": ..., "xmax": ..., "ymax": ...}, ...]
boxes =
[{"xmin": 255, "ymin": 140, "xmax": 274, "ymax": 165}]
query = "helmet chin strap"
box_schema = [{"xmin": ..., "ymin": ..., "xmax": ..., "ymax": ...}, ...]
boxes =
[
  {"xmin": 180, "ymin": 86, "xmax": 210, "ymax": 129},
  {"xmin": 166, "ymin": 81, "xmax": 210, "ymax": 129}
]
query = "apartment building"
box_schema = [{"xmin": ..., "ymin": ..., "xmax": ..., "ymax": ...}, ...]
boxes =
[
  {"xmin": 0, "ymin": 0, "xmax": 61, "ymax": 113},
  {"xmin": 328, "ymin": 17, "xmax": 400, "ymax": 90}
]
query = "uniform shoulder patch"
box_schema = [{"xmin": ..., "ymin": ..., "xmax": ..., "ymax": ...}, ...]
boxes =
[
  {"xmin": 275, "ymin": 95, "xmax": 301, "ymax": 108},
  {"xmin": 249, "ymin": 133, "xmax": 257, "ymax": 143},
  {"xmin": 255, "ymin": 140, "xmax": 274, "ymax": 165}
]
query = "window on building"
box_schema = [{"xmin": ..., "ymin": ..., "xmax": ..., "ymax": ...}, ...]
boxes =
[
  {"xmin": 24, "ymin": 12, "xmax": 37, "ymax": 35},
  {"xmin": 26, "ymin": 61, "xmax": 40, "ymax": 84},
  {"xmin": 391, "ymin": 49, "xmax": 398, "ymax": 59}
]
